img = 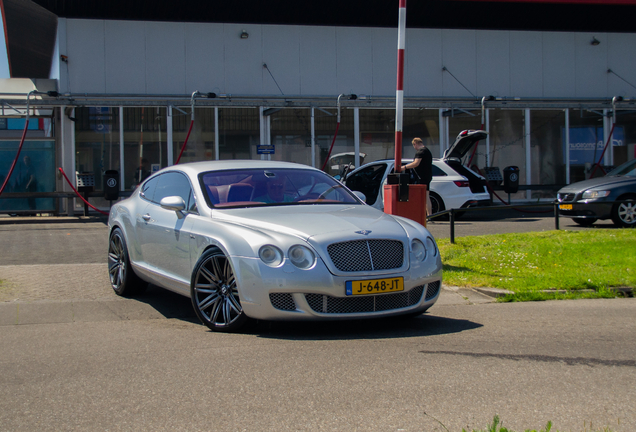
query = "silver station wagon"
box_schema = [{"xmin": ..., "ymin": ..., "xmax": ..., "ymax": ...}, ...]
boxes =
[{"xmin": 108, "ymin": 160, "xmax": 443, "ymax": 332}]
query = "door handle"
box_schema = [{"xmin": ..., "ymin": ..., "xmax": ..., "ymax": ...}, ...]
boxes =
[{"xmin": 142, "ymin": 213, "xmax": 151, "ymax": 221}]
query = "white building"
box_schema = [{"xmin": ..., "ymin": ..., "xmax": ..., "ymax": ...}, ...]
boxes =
[{"xmin": 1, "ymin": 0, "xmax": 635, "ymax": 214}]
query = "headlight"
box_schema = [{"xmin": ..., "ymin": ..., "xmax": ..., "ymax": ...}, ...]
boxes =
[
  {"xmin": 582, "ymin": 190, "xmax": 610, "ymax": 199},
  {"xmin": 288, "ymin": 245, "xmax": 316, "ymax": 269},
  {"xmin": 411, "ymin": 239, "xmax": 426, "ymax": 262},
  {"xmin": 259, "ymin": 245, "xmax": 283, "ymax": 267},
  {"xmin": 426, "ymin": 236, "xmax": 438, "ymax": 257}
]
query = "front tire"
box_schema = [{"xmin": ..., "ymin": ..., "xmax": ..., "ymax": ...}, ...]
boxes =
[
  {"xmin": 108, "ymin": 228, "xmax": 146, "ymax": 297},
  {"xmin": 611, "ymin": 196, "xmax": 636, "ymax": 228},
  {"xmin": 191, "ymin": 248, "xmax": 248, "ymax": 332}
]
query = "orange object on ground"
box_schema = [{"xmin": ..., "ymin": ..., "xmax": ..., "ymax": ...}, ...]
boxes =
[{"xmin": 383, "ymin": 184, "xmax": 427, "ymax": 227}]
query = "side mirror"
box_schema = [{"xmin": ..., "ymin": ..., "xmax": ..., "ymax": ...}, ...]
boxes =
[
  {"xmin": 160, "ymin": 196, "xmax": 186, "ymax": 212},
  {"xmin": 352, "ymin": 190, "xmax": 366, "ymax": 202}
]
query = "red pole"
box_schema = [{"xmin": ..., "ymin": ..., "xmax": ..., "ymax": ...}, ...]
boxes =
[{"xmin": 394, "ymin": 0, "xmax": 406, "ymax": 171}]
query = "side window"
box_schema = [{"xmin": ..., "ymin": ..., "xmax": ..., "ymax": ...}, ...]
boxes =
[
  {"xmin": 140, "ymin": 175, "xmax": 160, "ymax": 202},
  {"xmin": 153, "ymin": 172, "xmax": 192, "ymax": 209},
  {"xmin": 188, "ymin": 188, "xmax": 198, "ymax": 213},
  {"xmin": 432, "ymin": 165, "xmax": 447, "ymax": 177}
]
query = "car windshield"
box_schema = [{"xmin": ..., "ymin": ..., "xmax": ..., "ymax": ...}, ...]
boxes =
[
  {"xmin": 606, "ymin": 159, "xmax": 636, "ymax": 177},
  {"xmin": 199, "ymin": 168, "xmax": 360, "ymax": 209}
]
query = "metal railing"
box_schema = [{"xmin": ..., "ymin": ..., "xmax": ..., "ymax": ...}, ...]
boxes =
[{"xmin": 429, "ymin": 200, "xmax": 633, "ymax": 243}]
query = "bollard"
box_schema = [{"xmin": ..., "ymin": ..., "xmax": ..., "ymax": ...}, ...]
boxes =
[{"xmin": 450, "ymin": 209, "xmax": 455, "ymax": 244}]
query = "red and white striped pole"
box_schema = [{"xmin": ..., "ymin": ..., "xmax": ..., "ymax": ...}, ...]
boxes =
[{"xmin": 394, "ymin": 0, "xmax": 406, "ymax": 172}]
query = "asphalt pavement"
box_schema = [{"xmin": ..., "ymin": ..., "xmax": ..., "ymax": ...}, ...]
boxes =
[{"xmin": 1, "ymin": 211, "xmax": 634, "ymax": 431}]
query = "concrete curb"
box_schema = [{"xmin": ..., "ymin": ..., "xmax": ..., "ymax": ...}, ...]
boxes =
[
  {"xmin": 0, "ymin": 215, "xmax": 108, "ymax": 225},
  {"xmin": 473, "ymin": 287, "xmax": 514, "ymax": 298}
]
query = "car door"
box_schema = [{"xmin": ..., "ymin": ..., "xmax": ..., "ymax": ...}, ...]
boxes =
[
  {"xmin": 140, "ymin": 171, "xmax": 195, "ymax": 286},
  {"xmin": 344, "ymin": 162, "xmax": 389, "ymax": 207}
]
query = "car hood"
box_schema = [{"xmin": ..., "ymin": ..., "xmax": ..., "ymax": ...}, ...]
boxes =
[
  {"xmin": 213, "ymin": 205, "xmax": 407, "ymax": 241},
  {"xmin": 558, "ymin": 175, "xmax": 635, "ymax": 193},
  {"xmin": 443, "ymin": 129, "xmax": 488, "ymax": 160}
]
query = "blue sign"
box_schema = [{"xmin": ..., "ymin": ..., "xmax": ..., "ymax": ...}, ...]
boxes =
[
  {"xmin": 562, "ymin": 126, "xmax": 624, "ymax": 165},
  {"xmin": 257, "ymin": 145, "xmax": 275, "ymax": 155},
  {"xmin": 89, "ymin": 107, "xmax": 111, "ymax": 134}
]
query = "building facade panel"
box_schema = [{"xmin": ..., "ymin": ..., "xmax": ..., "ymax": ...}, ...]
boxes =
[
  {"xmin": 607, "ymin": 33, "xmax": 636, "ymax": 98},
  {"xmin": 371, "ymin": 27, "xmax": 397, "ymax": 96},
  {"xmin": 476, "ymin": 30, "xmax": 511, "ymax": 98},
  {"xmin": 184, "ymin": 23, "xmax": 225, "ymax": 94},
  {"xmin": 441, "ymin": 29, "xmax": 478, "ymax": 97},
  {"xmin": 574, "ymin": 32, "xmax": 608, "ymax": 98},
  {"xmin": 104, "ymin": 20, "xmax": 147, "ymax": 94},
  {"xmin": 509, "ymin": 31, "xmax": 543, "ymax": 97},
  {"xmin": 262, "ymin": 25, "xmax": 301, "ymax": 95},
  {"xmin": 65, "ymin": 19, "xmax": 106, "ymax": 93},
  {"xmin": 145, "ymin": 21, "xmax": 187, "ymax": 95},
  {"xmin": 299, "ymin": 26, "xmax": 337, "ymax": 95},
  {"xmin": 405, "ymin": 28, "xmax": 443, "ymax": 97},
  {"xmin": 223, "ymin": 23, "xmax": 264, "ymax": 95},
  {"xmin": 542, "ymin": 32, "xmax": 577, "ymax": 97},
  {"xmin": 335, "ymin": 27, "xmax": 373, "ymax": 96}
]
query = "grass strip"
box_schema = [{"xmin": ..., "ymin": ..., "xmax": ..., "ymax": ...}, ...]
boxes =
[{"xmin": 437, "ymin": 229, "xmax": 635, "ymax": 302}]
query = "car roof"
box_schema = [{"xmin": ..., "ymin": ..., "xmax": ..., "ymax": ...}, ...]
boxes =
[{"xmin": 156, "ymin": 160, "xmax": 322, "ymax": 177}]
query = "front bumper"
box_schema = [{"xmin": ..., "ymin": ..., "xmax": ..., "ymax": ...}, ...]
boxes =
[
  {"xmin": 232, "ymin": 255, "xmax": 443, "ymax": 321},
  {"xmin": 558, "ymin": 201, "xmax": 613, "ymax": 220}
]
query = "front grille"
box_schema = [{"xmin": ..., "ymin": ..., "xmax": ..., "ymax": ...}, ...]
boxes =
[
  {"xmin": 305, "ymin": 285, "xmax": 425, "ymax": 314},
  {"xmin": 269, "ymin": 293, "xmax": 296, "ymax": 311},
  {"xmin": 558, "ymin": 193, "xmax": 576, "ymax": 202},
  {"xmin": 425, "ymin": 281, "xmax": 441, "ymax": 300},
  {"xmin": 327, "ymin": 240, "xmax": 403, "ymax": 272}
]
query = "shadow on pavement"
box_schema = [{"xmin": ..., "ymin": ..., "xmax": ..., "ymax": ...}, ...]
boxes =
[
  {"xmin": 134, "ymin": 285, "xmax": 482, "ymax": 339},
  {"xmin": 249, "ymin": 313, "xmax": 483, "ymax": 341},
  {"xmin": 133, "ymin": 284, "xmax": 197, "ymax": 321}
]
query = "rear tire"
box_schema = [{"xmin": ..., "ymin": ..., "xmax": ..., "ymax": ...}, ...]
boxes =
[
  {"xmin": 572, "ymin": 218, "xmax": 597, "ymax": 227},
  {"xmin": 429, "ymin": 192, "xmax": 447, "ymax": 220},
  {"xmin": 108, "ymin": 228, "xmax": 146, "ymax": 297},
  {"xmin": 611, "ymin": 195, "xmax": 636, "ymax": 228}
]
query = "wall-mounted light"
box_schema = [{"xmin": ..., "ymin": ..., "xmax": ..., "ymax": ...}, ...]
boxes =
[
  {"xmin": 591, "ymin": 37, "xmax": 600, "ymax": 46},
  {"xmin": 240, "ymin": 30, "xmax": 249, "ymax": 39}
]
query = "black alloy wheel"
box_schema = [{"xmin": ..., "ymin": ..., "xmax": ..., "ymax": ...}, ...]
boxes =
[
  {"xmin": 108, "ymin": 228, "xmax": 146, "ymax": 296},
  {"xmin": 190, "ymin": 248, "xmax": 248, "ymax": 332}
]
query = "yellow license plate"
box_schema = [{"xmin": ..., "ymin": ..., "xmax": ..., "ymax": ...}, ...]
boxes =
[
  {"xmin": 559, "ymin": 204, "xmax": 573, "ymax": 210},
  {"xmin": 346, "ymin": 277, "xmax": 404, "ymax": 296}
]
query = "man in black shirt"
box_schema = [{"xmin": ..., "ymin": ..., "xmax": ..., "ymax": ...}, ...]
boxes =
[{"xmin": 399, "ymin": 137, "xmax": 433, "ymax": 216}]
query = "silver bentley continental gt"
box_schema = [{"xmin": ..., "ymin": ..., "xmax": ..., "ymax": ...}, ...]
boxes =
[{"xmin": 107, "ymin": 160, "xmax": 443, "ymax": 332}]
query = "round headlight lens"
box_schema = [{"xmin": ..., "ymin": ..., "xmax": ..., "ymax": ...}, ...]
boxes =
[
  {"xmin": 288, "ymin": 245, "xmax": 316, "ymax": 269},
  {"xmin": 259, "ymin": 245, "xmax": 283, "ymax": 267},
  {"xmin": 411, "ymin": 239, "xmax": 426, "ymax": 262}
]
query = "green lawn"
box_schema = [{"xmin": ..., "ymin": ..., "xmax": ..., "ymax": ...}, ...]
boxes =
[{"xmin": 437, "ymin": 229, "xmax": 636, "ymax": 301}]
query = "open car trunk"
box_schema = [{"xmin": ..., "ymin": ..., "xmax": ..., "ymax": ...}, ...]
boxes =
[{"xmin": 443, "ymin": 129, "xmax": 488, "ymax": 194}]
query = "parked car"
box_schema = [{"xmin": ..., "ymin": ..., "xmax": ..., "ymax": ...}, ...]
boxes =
[
  {"xmin": 343, "ymin": 130, "xmax": 491, "ymax": 216},
  {"xmin": 108, "ymin": 160, "xmax": 443, "ymax": 332},
  {"xmin": 557, "ymin": 158, "xmax": 636, "ymax": 227}
]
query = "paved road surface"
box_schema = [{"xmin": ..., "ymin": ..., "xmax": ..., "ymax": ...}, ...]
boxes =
[{"xmin": 0, "ymin": 213, "xmax": 633, "ymax": 431}]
